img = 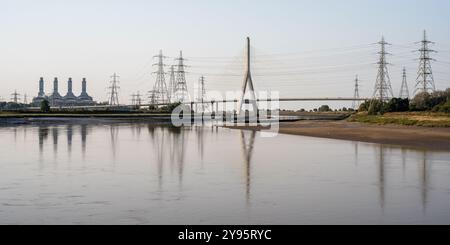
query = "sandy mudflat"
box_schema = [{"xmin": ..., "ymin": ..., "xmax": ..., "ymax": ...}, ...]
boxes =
[{"xmin": 229, "ymin": 120, "xmax": 450, "ymax": 151}]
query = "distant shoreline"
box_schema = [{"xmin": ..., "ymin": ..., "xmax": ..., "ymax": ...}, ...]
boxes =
[{"xmin": 0, "ymin": 113, "xmax": 174, "ymax": 125}]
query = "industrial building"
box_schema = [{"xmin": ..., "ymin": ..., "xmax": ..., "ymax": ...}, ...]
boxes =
[{"xmin": 32, "ymin": 77, "xmax": 95, "ymax": 106}]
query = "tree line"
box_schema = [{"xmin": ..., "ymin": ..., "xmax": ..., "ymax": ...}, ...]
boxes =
[{"xmin": 358, "ymin": 88, "xmax": 450, "ymax": 115}]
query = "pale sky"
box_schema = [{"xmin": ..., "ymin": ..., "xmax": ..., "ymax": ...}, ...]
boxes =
[{"xmin": 1, "ymin": 0, "xmax": 450, "ymax": 108}]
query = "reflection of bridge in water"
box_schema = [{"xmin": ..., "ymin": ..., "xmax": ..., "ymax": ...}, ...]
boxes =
[{"xmin": 31, "ymin": 124, "xmax": 433, "ymax": 210}]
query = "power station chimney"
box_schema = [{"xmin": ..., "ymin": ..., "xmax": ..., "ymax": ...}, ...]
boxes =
[
  {"xmin": 53, "ymin": 78, "xmax": 59, "ymax": 93},
  {"xmin": 39, "ymin": 77, "xmax": 45, "ymax": 97},
  {"xmin": 78, "ymin": 77, "xmax": 93, "ymax": 104},
  {"xmin": 82, "ymin": 78, "xmax": 87, "ymax": 94},
  {"xmin": 67, "ymin": 78, "xmax": 73, "ymax": 93}
]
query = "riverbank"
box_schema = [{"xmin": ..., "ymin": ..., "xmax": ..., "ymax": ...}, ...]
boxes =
[
  {"xmin": 229, "ymin": 120, "xmax": 450, "ymax": 151},
  {"xmin": 348, "ymin": 112, "xmax": 450, "ymax": 127}
]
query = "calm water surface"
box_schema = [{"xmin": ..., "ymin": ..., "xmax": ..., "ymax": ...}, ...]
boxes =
[{"xmin": 1, "ymin": 123, "xmax": 450, "ymax": 225}]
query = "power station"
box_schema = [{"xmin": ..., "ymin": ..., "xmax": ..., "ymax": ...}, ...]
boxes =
[{"xmin": 32, "ymin": 77, "xmax": 95, "ymax": 107}]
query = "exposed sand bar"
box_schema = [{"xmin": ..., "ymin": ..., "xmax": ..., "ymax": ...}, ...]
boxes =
[{"xmin": 228, "ymin": 120, "xmax": 450, "ymax": 151}]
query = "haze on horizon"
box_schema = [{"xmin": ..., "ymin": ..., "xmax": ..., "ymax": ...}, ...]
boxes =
[{"xmin": 1, "ymin": 0, "xmax": 450, "ymax": 109}]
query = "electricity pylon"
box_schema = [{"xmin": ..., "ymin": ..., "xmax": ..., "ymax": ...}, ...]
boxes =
[
  {"xmin": 167, "ymin": 65, "xmax": 176, "ymax": 103},
  {"xmin": 238, "ymin": 37, "xmax": 258, "ymax": 115},
  {"xmin": 11, "ymin": 90, "xmax": 21, "ymax": 103},
  {"xmin": 372, "ymin": 36, "xmax": 394, "ymax": 102},
  {"xmin": 415, "ymin": 30, "xmax": 436, "ymax": 95},
  {"xmin": 152, "ymin": 50, "xmax": 169, "ymax": 104},
  {"xmin": 352, "ymin": 75, "xmax": 360, "ymax": 110},
  {"xmin": 136, "ymin": 91, "xmax": 142, "ymax": 106},
  {"xmin": 148, "ymin": 90, "xmax": 156, "ymax": 105},
  {"xmin": 399, "ymin": 67, "xmax": 410, "ymax": 99},
  {"xmin": 130, "ymin": 93, "xmax": 136, "ymax": 106},
  {"xmin": 108, "ymin": 73, "xmax": 120, "ymax": 106},
  {"xmin": 197, "ymin": 76, "xmax": 207, "ymax": 113},
  {"xmin": 174, "ymin": 51, "xmax": 190, "ymax": 103},
  {"xmin": 23, "ymin": 94, "xmax": 28, "ymax": 104}
]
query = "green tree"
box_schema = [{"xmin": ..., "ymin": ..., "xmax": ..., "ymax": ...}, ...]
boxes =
[
  {"xmin": 385, "ymin": 98, "xmax": 409, "ymax": 112},
  {"xmin": 358, "ymin": 101, "xmax": 370, "ymax": 112},
  {"xmin": 318, "ymin": 105, "xmax": 331, "ymax": 112},
  {"xmin": 40, "ymin": 100, "xmax": 50, "ymax": 113},
  {"xmin": 368, "ymin": 100, "xmax": 386, "ymax": 115}
]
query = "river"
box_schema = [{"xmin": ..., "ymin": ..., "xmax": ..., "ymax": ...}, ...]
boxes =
[{"xmin": 1, "ymin": 123, "xmax": 450, "ymax": 224}]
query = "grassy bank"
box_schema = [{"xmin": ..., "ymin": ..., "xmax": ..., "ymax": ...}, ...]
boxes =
[{"xmin": 348, "ymin": 112, "xmax": 450, "ymax": 127}]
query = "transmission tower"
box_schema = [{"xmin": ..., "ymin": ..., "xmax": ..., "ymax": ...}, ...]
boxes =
[
  {"xmin": 11, "ymin": 90, "xmax": 21, "ymax": 104},
  {"xmin": 136, "ymin": 91, "xmax": 142, "ymax": 106},
  {"xmin": 130, "ymin": 93, "xmax": 136, "ymax": 105},
  {"xmin": 415, "ymin": 30, "xmax": 436, "ymax": 95},
  {"xmin": 23, "ymin": 94, "xmax": 28, "ymax": 104},
  {"xmin": 372, "ymin": 36, "xmax": 394, "ymax": 102},
  {"xmin": 174, "ymin": 51, "xmax": 190, "ymax": 103},
  {"xmin": 197, "ymin": 76, "xmax": 207, "ymax": 113},
  {"xmin": 167, "ymin": 65, "xmax": 176, "ymax": 103},
  {"xmin": 352, "ymin": 75, "xmax": 360, "ymax": 110},
  {"xmin": 152, "ymin": 50, "xmax": 169, "ymax": 104},
  {"xmin": 148, "ymin": 90, "xmax": 156, "ymax": 105},
  {"xmin": 399, "ymin": 67, "xmax": 410, "ymax": 99},
  {"xmin": 108, "ymin": 73, "xmax": 120, "ymax": 106}
]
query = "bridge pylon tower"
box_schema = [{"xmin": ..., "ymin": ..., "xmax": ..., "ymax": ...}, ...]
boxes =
[{"xmin": 238, "ymin": 37, "xmax": 258, "ymax": 116}]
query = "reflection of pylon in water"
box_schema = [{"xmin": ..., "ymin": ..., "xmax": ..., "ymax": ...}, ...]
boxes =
[{"xmin": 238, "ymin": 37, "xmax": 258, "ymax": 116}]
